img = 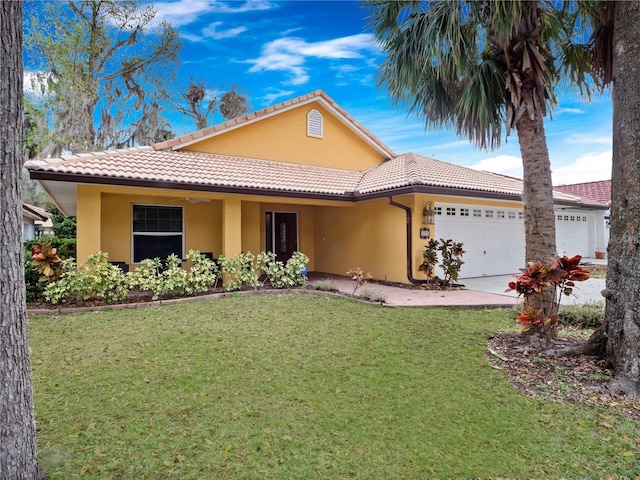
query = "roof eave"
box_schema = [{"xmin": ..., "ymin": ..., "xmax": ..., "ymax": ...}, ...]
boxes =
[{"xmin": 28, "ymin": 170, "xmax": 355, "ymax": 202}]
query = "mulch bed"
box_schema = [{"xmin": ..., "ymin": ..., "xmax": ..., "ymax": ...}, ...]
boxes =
[{"xmin": 487, "ymin": 330, "xmax": 640, "ymax": 419}]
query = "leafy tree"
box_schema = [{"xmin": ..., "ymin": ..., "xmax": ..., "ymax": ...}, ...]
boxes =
[
  {"xmin": 24, "ymin": 0, "xmax": 181, "ymax": 156},
  {"xmin": 367, "ymin": 0, "xmax": 596, "ymax": 319},
  {"xmin": 177, "ymin": 79, "xmax": 249, "ymax": 130},
  {"xmin": 0, "ymin": 1, "xmax": 45, "ymax": 477},
  {"xmin": 48, "ymin": 205, "xmax": 77, "ymax": 239}
]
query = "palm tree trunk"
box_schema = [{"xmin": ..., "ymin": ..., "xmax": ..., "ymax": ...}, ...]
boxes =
[
  {"xmin": 516, "ymin": 104, "xmax": 558, "ymax": 324},
  {"xmin": 516, "ymin": 110, "xmax": 557, "ymax": 264},
  {"xmin": 603, "ymin": 0, "xmax": 640, "ymax": 399}
]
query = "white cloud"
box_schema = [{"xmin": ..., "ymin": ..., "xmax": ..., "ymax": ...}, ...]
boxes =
[
  {"xmin": 261, "ymin": 89, "xmax": 295, "ymax": 104},
  {"xmin": 565, "ymin": 133, "xmax": 611, "ymax": 145},
  {"xmin": 552, "ymin": 150, "xmax": 612, "ymax": 185},
  {"xmin": 248, "ymin": 34, "xmax": 375, "ymax": 85},
  {"xmin": 201, "ymin": 22, "xmax": 247, "ymax": 40},
  {"xmin": 556, "ymin": 107, "xmax": 584, "ymax": 115},
  {"xmin": 152, "ymin": 0, "xmax": 275, "ymax": 27},
  {"xmin": 469, "ymin": 155, "xmax": 523, "ymax": 179}
]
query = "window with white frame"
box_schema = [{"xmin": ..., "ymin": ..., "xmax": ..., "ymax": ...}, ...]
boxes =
[
  {"xmin": 473, "ymin": 209, "xmax": 482, "ymax": 217},
  {"xmin": 485, "ymin": 210, "xmax": 494, "ymax": 218},
  {"xmin": 460, "ymin": 208, "xmax": 469, "ymax": 216},
  {"xmin": 446, "ymin": 207, "xmax": 456, "ymax": 216},
  {"xmin": 132, "ymin": 205, "xmax": 183, "ymax": 263},
  {"xmin": 435, "ymin": 207, "xmax": 442, "ymax": 215},
  {"xmin": 497, "ymin": 210, "xmax": 505, "ymax": 218},
  {"xmin": 508, "ymin": 211, "xmax": 516, "ymax": 219}
]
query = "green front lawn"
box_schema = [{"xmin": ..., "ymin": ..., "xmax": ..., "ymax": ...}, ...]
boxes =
[{"xmin": 30, "ymin": 294, "xmax": 638, "ymax": 478}]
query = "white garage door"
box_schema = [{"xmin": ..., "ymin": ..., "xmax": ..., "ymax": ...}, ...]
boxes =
[
  {"xmin": 555, "ymin": 212, "xmax": 591, "ymax": 257},
  {"xmin": 434, "ymin": 204, "xmax": 525, "ymax": 278}
]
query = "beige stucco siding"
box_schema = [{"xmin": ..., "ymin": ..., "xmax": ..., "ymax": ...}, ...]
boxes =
[{"xmin": 182, "ymin": 104, "xmax": 386, "ymax": 171}]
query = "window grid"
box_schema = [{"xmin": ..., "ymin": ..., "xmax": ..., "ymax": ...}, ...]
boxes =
[
  {"xmin": 446, "ymin": 207, "xmax": 456, "ymax": 216},
  {"xmin": 473, "ymin": 209, "xmax": 482, "ymax": 217},
  {"xmin": 485, "ymin": 210, "xmax": 494, "ymax": 218},
  {"xmin": 460, "ymin": 208, "xmax": 469, "ymax": 217},
  {"xmin": 497, "ymin": 210, "xmax": 505, "ymax": 218}
]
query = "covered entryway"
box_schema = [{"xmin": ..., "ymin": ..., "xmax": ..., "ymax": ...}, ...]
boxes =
[
  {"xmin": 434, "ymin": 203, "xmax": 525, "ymax": 278},
  {"xmin": 265, "ymin": 211, "xmax": 298, "ymax": 262}
]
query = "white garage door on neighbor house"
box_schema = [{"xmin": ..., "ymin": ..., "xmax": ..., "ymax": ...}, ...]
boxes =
[{"xmin": 555, "ymin": 211, "xmax": 593, "ymax": 258}]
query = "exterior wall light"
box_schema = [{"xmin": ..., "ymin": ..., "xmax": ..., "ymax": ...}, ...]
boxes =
[{"xmin": 423, "ymin": 202, "xmax": 435, "ymax": 225}]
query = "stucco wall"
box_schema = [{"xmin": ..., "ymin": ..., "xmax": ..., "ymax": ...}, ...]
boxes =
[
  {"xmin": 314, "ymin": 198, "xmax": 408, "ymax": 283},
  {"xmin": 182, "ymin": 104, "xmax": 386, "ymax": 171}
]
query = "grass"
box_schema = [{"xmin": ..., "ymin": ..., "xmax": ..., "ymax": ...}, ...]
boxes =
[{"xmin": 30, "ymin": 294, "xmax": 638, "ymax": 479}]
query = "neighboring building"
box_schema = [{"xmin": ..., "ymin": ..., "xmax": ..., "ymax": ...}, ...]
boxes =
[
  {"xmin": 22, "ymin": 203, "xmax": 49, "ymax": 241},
  {"xmin": 25, "ymin": 91, "xmax": 607, "ymax": 281},
  {"xmin": 554, "ymin": 180, "xmax": 611, "ymax": 258}
]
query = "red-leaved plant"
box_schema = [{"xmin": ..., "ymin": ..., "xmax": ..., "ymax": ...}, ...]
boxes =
[
  {"xmin": 347, "ymin": 267, "xmax": 373, "ymax": 295},
  {"xmin": 31, "ymin": 241, "xmax": 63, "ymax": 282},
  {"xmin": 506, "ymin": 254, "xmax": 590, "ymax": 342}
]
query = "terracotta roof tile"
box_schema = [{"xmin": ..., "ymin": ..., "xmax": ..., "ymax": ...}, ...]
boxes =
[
  {"xmin": 26, "ymin": 148, "xmax": 362, "ymax": 196},
  {"xmin": 357, "ymin": 153, "xmax": 580, "ymax": 202},
  {"xmin": 26, "ymin": 148, "xmax": 583, "ymax": 205},
  {"xmin": 554, "ymin": 180, "xmax": 611, "ymax": 206}
]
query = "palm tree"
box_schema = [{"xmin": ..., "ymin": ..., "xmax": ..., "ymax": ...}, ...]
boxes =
[{"xmin": 367, "ymin": 0, "xmax": 595, "ymax": 284}]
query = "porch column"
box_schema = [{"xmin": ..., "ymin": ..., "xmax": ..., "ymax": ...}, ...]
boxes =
[
  {"xmin": 222, "ymin": 198, "xmax": 242, "ymax": 257},
  {"xmin": 76, "ymin": 185, "xmax": 101, "ymax": 263}
]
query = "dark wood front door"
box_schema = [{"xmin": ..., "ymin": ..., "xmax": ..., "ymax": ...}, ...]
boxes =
[{"xmin": 266, "ymin": 212, "xmax": 298, "ymax": 262}]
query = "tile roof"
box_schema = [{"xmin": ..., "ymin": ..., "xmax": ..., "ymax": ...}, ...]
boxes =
[
  {"xmin": 153, "ymin": 90, "xmax": 396, "ymax": 159},
  {"xmin": 357, "ymin": 153, "xmax": 580, "ymax": 202},
  {"xmin": 554, "ymin": 180, "xmax": 611, "ymax": 207},
  {"xmin": 22, "ymin": 203, "xmax": 49, "ymax": 221},
  {"xmin": 26, "ymin": 148, "xmax": 583, "ymax": 204},
  {"xmin": 26, "ymin": 147, "xmax": 363, "ymax": 197}
]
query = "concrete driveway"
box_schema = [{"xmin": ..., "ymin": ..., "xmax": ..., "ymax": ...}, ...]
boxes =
[{"xmin": 460, "ymin": 275, "xmax": 606, "ymax": 305}]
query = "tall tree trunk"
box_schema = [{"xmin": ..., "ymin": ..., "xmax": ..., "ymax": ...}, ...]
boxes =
[
  {"xmin": 516, "ymin": 105, "xmax": 557, "ymax": 321},
  {"xmin": 0, "ymin": 2, "xmax": 45, "ymax": 478},
  {"xmin": 516, "ymin": 110, "xmax": 557, "ymax": 264},
  {"xmin": 604, "ymin": 0, "xmax": 640, "ymax": 399}
]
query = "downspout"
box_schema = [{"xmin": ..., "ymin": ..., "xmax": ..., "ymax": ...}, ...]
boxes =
[{"xmin": 387, "ymin": 196, "xmax": 430, "ymax": 285}]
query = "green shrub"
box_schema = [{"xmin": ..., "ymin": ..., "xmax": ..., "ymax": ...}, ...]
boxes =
[
  {"xmin": 24, "ymin": 237, "xmax": 76, "ymax": 260},
  {"xmin": 185, "ymin": 250, "xmax": 219, "ymax": 294},
  {"xmin": 44, "ymin": 252, "xmax": 128, "ymax": 304},
  {"xmin": 127, "ymin": 251, "xmax": 219, "ymax": 299},
  {"xmin": 257, "ymin": 251, "xmax": 309, "ymax": 289},
  {"xmin": 419, "ymin": 238, "xmax": 465, "ymax": 286},
  {"xmin": 312, "ymin": 279, "xmax": 339, "ymax": 292},
  {"xmin": 24, "ymin": 255, "xmax": 45, "ymax": 302},
  {"xmin": 359, "ymin": 288, "xmax": 386, "ymax": 304},
  {"xmin": 218, "ymin": 252, "xmax": 261, "ymax": 291},
  {"xmin": 558, "ymin": 302, "xmax": 604, "ymax": 329}
]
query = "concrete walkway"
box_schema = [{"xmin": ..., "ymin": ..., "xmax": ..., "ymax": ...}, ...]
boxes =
[{"xmin": 309, "ymin": 258, "xmax": 606, "ymax": 308}]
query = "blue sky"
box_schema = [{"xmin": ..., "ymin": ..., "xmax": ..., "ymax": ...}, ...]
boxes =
[{"xmin": 33, "ymin": 0, "xmax": 615, "ymax": 185}]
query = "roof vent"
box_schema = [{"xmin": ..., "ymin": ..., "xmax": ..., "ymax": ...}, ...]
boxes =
[{"xmin": 307, "ymin": 109, "xmax": 323, "ymax": 138}]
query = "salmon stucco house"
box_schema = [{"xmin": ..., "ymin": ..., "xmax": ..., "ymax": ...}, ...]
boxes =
[{"xmin": 25, "ymin": 90, "xmax": 608, "ymax": 282}]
